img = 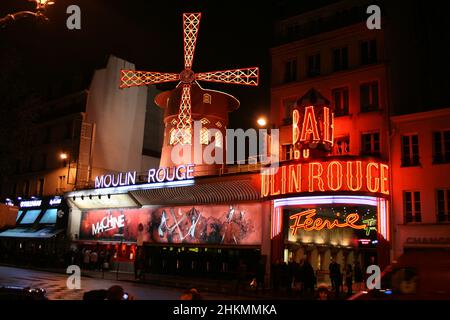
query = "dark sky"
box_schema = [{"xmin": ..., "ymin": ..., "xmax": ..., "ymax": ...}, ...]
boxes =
[{"xmin": 1, "ymin": 0, "xmax": 280, "ymax": 129}]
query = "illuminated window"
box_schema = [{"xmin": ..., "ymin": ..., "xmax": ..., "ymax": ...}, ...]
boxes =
[
  {"xmin": 361, "ymin": 132, "xmax": 380, "ymax": 155},
  {"xmin": 284, "ymin": 59, "xmax": 297, "ymax": 83},
  {"xmin": 332, "ymin": 87, "xmax": 349, "ymax": 116},
  {"xmin": 169, "ymin": 129, "xmax": 177, "ymax": 145},
  {"xmin": 437, "ymin": 189, "xmax": 450, "ymax": 222},
  {"xmin": 404, "ymin": 191, "xmax": 421, "ymax": 223},
  {"xmin": 281, "ymin": 144, "xmax": 293, "ymax": 161},
  {"xmin": 360, "ymin": 81, "xmax": 379, "ymax": 112},
  {"xmin": 401, "ymin": 135, "xmax": 420, "ymax": 167},
  {"xmin": 332, "ymin": 47, "xmax": 348, "ymax": 72},
  {"xmin": 200, "ymin": 118, "xmax": 210, "ymax": 125},
  {"xmin": 334, "ymin": 136, "xmax": 350, "ymax": 155},
  {"xmin": 307, "ymin": 54, "xmax": 321, "ymax": 77},
  {"xmin": 203, "ymin": 94, "xmax": 211, "ymax": 104},
  {"xmin": 433, "ymin": 130, "xmax": 450, "ymax": 164},
  {"xmin": 200, "ymin": 127, "xmax": 209, "ymax": 145},
  {"xmin": 360, "ymin": 39, "xmax": 377, "ymax": 65},
  {"xmin": 215, "ymin": 131, "xmax": 223, "ymax": 148},
  {"xmin": 215, "ymin": 121, "xmax": 223, "ymax": 128}
]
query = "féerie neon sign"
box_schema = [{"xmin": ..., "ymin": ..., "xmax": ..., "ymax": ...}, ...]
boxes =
[
  {"xmin": 289, "ymin": 209, "xmax": 367, "ymax": 235},
  {"xmin": 94, "ymin": 164, "xmax": 195, "ymax": 189}
]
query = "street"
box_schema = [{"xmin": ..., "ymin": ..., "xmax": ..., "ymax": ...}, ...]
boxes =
[{"xmin": 0, "ymin": 266, "xmax": 248, "ymax": 300}]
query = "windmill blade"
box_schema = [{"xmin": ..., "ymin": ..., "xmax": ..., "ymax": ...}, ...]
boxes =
[
  {"xmin": 175, "ymin": 83, "xmax": 193, "ymax": 145},
  {"xmin": 120, "ymin": 70, "xmax": 180, "ymax": 88},
  {"xmin": 195, "ymin": 67, "xmax": 259, "ymax": 86},
  {"xmin": 183, "ymin": 13, "xmax": 201, "ymax": 70}
]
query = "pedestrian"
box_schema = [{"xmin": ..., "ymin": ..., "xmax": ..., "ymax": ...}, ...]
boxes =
[
  {"xmin": 329, "ymin": 258, "xmax": 341, "ymax": 297},
  {"xmin": 317, "ymin": 283, "xmax": 329, "ymax": 300},
  {"xmin": 255, "ymin": 257, "xmax": 266, "ymax": 293},
  {"xmin": 90, "ymin": 250, "xmax": 98, "ymax": 270},
  {"xmin": 302, "ymin": 258, "xmax": 315, "ymax": 298},
  {"xmin": 354, "ymin": 261, "xmax": 364, "ymax": 292},
  {"xmin": 83, "ymin": 249, "xmax": 91, "ymax": 270},
  {"xmin": 345, "ymin": 264, "xmax": 353, "ymax": 295},
  {"xmin": 235, "ymin": 260, "xmax": 247, "ymax": 293}
]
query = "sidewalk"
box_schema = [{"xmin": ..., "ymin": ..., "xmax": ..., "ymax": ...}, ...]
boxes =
[{"xmin": 1, "ymin": 263, "xmax": 350, "ymax": 300}]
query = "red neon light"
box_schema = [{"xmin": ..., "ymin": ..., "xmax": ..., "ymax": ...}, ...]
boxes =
[
  {"xmin": 346, "ymin": 161, "xmax": 363, "ymax": 191},
  {"xmin": 366, "ymin": 162, "xmax": 380, "ymax": 193},
  {"xmin": 327, "ymin": 161, "xmax": 343, "ymax": 191},
  {"xmin": 309, "ymin": 162, "xmax": 325, "ymax": 192},
  {"xmin": 300, "ymin": 106, "xmax": 320, "ymax": 142},
  {"xmin": 261, "ymin": 160, "xmax": 390, "ymax": 197},
  {"xmin": 289, "ymin": 209, "xmax": 367, "ymax": 235},
  {"xmin": 292, "ymin": 109, "xmax": 300, "ymax": 144},
  {"xmin": 119, "ymin": 12, "xmax": 259, "ymax": 146}
]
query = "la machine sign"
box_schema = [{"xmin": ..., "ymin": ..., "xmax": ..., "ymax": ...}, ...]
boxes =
[{"xmin": 94, "ymin": 164, "xmax": 195, "ymax": 189}]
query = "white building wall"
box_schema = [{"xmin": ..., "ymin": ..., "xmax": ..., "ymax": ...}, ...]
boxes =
[{"xmin": 86, "ymin": 55, "xmax": 147, "ymax": 176}]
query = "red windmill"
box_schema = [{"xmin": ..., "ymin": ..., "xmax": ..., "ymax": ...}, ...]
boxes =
[{"xmin": 120, "ymin": 13, "xmax": 259, "ymax": 146}]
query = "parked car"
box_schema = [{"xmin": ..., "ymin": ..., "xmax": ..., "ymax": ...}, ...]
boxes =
[
  {"xmin": 0, "ymin": 286, "xmax": 48, "ymax": 300},
  {"xmin": 349, "ymin": 249, "xmax": 450, "ymax": 300}
]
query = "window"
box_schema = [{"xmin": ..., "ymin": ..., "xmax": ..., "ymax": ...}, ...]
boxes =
[
  {"xmin": 307, "ymin": 54, "xmax": 320, "ymax": 77},
  {"xmin": 200, "ymin": 127, "xmax": 209, "ymax": 145},
  {"xmin": 169, "ymin": 129, "xmax": 177, "ymax": 145},
  {"xmin": 283, "ymin": 99, "xmax": 296, "ymax": 124},
  {"xmin": 215, "ymin": 131, "xmax": 223, "ymax": 149},
  {"xmin": 39, "ymin": 209, "xmax": 57, "ymax": 224},
  {"xmin": 282, "ymin": 144, "xmax": 293, "ymax": 161},
  {"xmin": 436, "ymin": 189, "xmax": 450, "ymax": 222},
  {"xmin": 360, "ymin": 39, "xmax": 377, "ymax": 65},
  {"xmin": 360, "ymin": 81, "xmax": 379, "ymax": 112},
  {"xmin": 361, "ymin": 132, "xmax": 380, "ymax": 155},
  {"xmin": 203, "ymin": 94, "xmax": 211, "ymax": 104},
  {"xmin": 404, "ymin": 191, "xmax": 422, "ymax": 223},
  {"xmin": 433, "ymin": 130, "xmax": 450, "ymax": 163},
  {"xmin": 401, "ymin": 135, "xmax": 420, "ymax": 166},
  {"xmin": 19, "ymin": 210, "xmax": 41, "ymax": 224},
  {"xmin": 332, "ymin": 87, "xmax": 349, "ymax": 116},
  {"xmin": 284, "ymin": 59, "xmax": 297, "ymax": 83},
  {"xmin": 332, "ymin": 47, "xmax": 349, "ymax": 72},
  {"xmin": 333, "ymin": 136, "xmax": 350, "ymax": 155}
]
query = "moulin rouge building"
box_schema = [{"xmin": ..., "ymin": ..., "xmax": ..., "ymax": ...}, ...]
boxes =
[{"xmin": 64, "ymin": 11, "xmax": 391, "ymax": 284}]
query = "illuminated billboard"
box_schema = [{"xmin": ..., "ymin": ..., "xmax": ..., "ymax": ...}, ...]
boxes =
[{"xmin": 79, "ymin": 203, "xmax": 262, "ymax": 245}]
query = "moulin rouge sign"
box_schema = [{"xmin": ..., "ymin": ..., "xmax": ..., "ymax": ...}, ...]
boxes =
[
  {"xmin": 261, "ymin": 160, "xmax": 389, "ymax": 197},
  {"xmin": 94, "ymin": 164, "xmax": 195, "ymax": 189}
]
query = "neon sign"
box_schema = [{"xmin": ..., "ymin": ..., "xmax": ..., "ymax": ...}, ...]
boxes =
[
  {"xmin": 91, "ymin": 214, "xmax": 125, "ymax": 236},
  {"xmin": 94, "ymin": 164, "xmax": 195, "ymax": 189},
  {"xmin": 289, "ymin": 209, "xmax": 367, "ymax": 235},
  {"xmin": 261, "ymin": 160, "xmax": 389, "ymax": 197},
  {"xmin": 20, "ymin": 200, "xmax": 42, "ymax": 208}
]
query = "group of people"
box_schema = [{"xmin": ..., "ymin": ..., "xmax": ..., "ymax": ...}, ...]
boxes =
[
  {"xmin": 329, "ymin": 259, "xmax": 364, "ymax": 297},
  {"xmin": 271, "ymin": 258, "xmax": 316, "ymax": 297},
  {"xmin": 66, "ymin": 247, "xmax": 112, "ymax": 271}
]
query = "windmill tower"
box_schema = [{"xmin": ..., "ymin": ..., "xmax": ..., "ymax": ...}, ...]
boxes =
[{"xmin": 120, "ymin": 13, "xmax": 258, "ymax": 175}]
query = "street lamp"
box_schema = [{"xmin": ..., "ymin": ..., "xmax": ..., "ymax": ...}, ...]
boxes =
[
  {"xmin": 257, "ymin": 117, "xmax": 267, "ymax": 127},
  {"xmin": 0, "ymin": 0, "xmax": 55, "ymax": 27},
  {"xmin": 59, "ymin": 152, "xmax": 68, "ymax": 160}
]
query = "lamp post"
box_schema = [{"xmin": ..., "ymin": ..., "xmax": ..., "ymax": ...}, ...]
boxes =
[{"xmin": 0, "ymin": 0, "xmax": 55, "ymax": 27}]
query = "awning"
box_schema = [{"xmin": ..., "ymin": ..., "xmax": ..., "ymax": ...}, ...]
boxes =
[
  {"xmin": 0, "ymin": 227, "xmax": 64, "ymax": 239},
  {"xmin": 130, "ymin": 179, "xmax": 260, "ymax": 206}
]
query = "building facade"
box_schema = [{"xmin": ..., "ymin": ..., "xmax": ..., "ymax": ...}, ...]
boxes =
[
  {"xmin": 390, "ymin": 108, "xmax": 450, "ymax": 259},
  {"xmin": 270, "ymin": 0, "xmax": 391, "ymax": 276}
]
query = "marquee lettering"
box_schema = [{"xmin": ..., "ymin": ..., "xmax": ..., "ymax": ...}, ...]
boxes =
[
  {"xmin": 261, "ymin": 160, "xmax": 389, "ymax": 197},
  {"xmin": 289, "ymin": 209, "xmax": 367, "ymax": 235}
]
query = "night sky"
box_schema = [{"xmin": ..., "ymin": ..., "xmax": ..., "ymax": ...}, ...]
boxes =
[{"xmin": 1, "ymin": 0, "xmax": 282, "ymax": 129}]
